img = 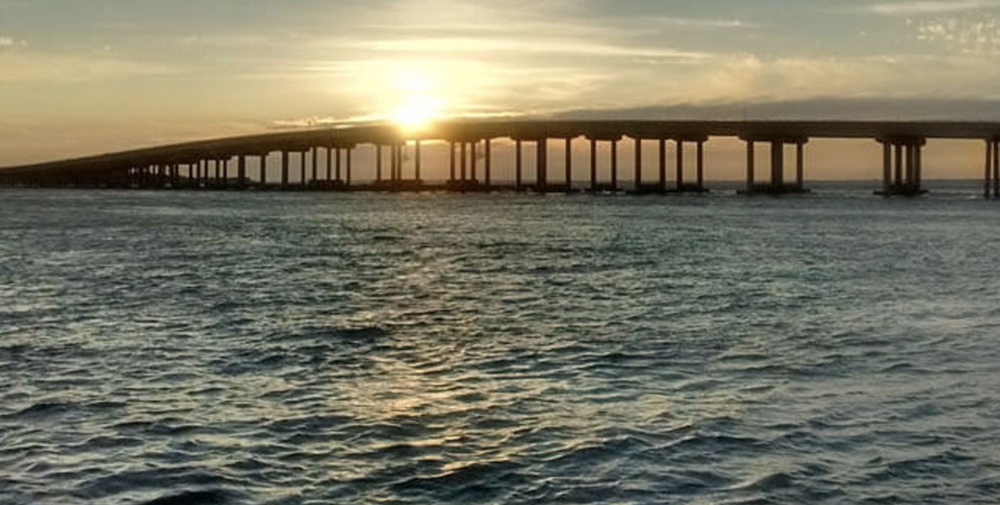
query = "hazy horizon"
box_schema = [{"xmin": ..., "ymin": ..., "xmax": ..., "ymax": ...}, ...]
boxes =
[{"xmin": 2, "ymin": 0, "xmax": 999, "ymax": 177}]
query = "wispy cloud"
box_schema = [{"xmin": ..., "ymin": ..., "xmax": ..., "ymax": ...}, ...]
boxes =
[
  {"xmin": 867, "ymin": 0, "xmax": 1000, "ymax": 15},
  {"xmin": 0, "ymin": 50, "xmax": 174, "ymax": 83},
  {"xmin": 0, "ymin": 36, "xmax": 29, "ymax": 48}
]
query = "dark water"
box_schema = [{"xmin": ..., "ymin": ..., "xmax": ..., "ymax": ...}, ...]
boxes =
[{"xmin": 1, "ymin": 184, "xmax": 999, "ymax": 505}]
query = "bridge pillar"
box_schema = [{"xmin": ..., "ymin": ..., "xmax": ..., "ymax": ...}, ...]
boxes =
[
  {"xmin": 470, "ymin": 141, "xmax": 478, "ymax": 183},
  {"xmin": 223, "ymin": 158, "xmax": 230, "ymax": 188},
  {"xmin": 460, "ymin": 142, "xmax": 467, "ymax": 184},
  {"xmin": 877, "ymin": 137, "xmax": 926, "ymax": 196},
  {"xmin": 376, "ymin": 145, "xmax": 383, "ymax": 183},
  {"xmin": 309, "ymin": 147, "xmax": 319, "ymax": 184},
  {"xmin": 741, "ymin": 137, "xmax": 808, "ymax": 195},
  {"xmin": 795, "ymin": 141, "xmax": 804, "ymax": 190},
  {"xmin": 537, "ymin": 138, "xmax": 548, "ymax": 191},
  {"xmin": 675, "ymin": 140, "xmax": 685, "ymax": 190},
  {"xmin": 390, "ymin": 143, "xmax": 398, "ymax": 184},
  {"xmin": 416, "ymin": 140, "xmax": 423, "ymax": 183},
  {"xmin": 659, "ymin": 139, "xmax": 667, "ymax": 192},
  {"xmin": 565, "ymin": 138, "xmax": 572, "ymax": 191},
  {"xmin": 335, "ymin": 148, "xmax": 342, "ymax": 183},
  {"xmin": 238, "ymin": 156, "xmax": 246, "ymax": 188},
  {"xmin": 697, "ymin": 140, "xmax": 705, "ymax": 191},
  {"xmin": 449, "ymin": 142, "xmax": 456, "ymax": 183},
  {"xmin": 634, "ymin": 138, "xmax": 642, "ymax": 192},
  {"xmin": 259, "ymin": 155, "xmax": 268, "ymax": 188},
  {"xmin": 611, "ymin": 140, "xmax": 618, "ymax": 191},
  {"xmin": 770, "ymin": 141, "xmax": 784, "ymax": 189},
  {"xmin": 516, "ymin": 140, "xmax": 523, "ymax": 190},
  {"xmin": 299, "ymin": 151, "xmax": 307, "ymax": 188},
  {"xmin": 346, "ymin": 147, "xmax": 352, "ymax": 186},
  {"xmin": 992, "ymin": 138, "xmax": 999, "ymax": 199},
  {"xmin": 485, "ymin": 139, "xmax": 492, "ymax": 187},
  {"xmin": 281, "ymin": 151, "xmax": 289, "ymax": 189},
  {"xmin": 325, "ymin": 147, "xmax": 332, "ymax": 182},
  {"xmin": 883, "ymin": 142, "xmax": 892, "ymax": 194},
  {"xmin": 590, "ymin": 139, "xmax": 597, "ymax": 191}
]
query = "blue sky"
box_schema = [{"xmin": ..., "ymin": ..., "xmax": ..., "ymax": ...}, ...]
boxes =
[{"xmin": 1, "ymin": 0, "xmax": 999, "ymax": 166}]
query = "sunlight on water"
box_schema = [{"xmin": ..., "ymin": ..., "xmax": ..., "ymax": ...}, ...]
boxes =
[{"xmin": 1, "ymin": 185, "xmax": 999, "ymax": 505}]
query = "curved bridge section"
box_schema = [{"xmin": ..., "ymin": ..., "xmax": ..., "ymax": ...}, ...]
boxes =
[{"xmin": 2, "ymin": 120, "xmax": 999, "ymax": 198}]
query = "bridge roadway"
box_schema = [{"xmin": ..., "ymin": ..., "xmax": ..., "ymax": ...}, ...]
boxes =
[{"xmin": 1, "ymin": 120, "xmax": 999, "ymax": 198}]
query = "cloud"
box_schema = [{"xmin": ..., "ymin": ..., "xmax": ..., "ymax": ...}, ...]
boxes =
[
  {"xmin": 0, "ymin": 51, "xmax": 174, "ymax": 83},
  {"xmin": 915, "ymin": 14, "xmax": 1000, "ymax": 54},
  {"xmin": 867, "ymin": 0, "xmax": 1000, "ymax": 15},
  {"xmin": 0, "ymin": 36, "xmax": 29, "ymax": 48}
]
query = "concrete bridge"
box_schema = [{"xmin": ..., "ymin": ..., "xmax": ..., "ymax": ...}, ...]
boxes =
[{"xmin": 1, "ymin": 120, "xmax": 998, "ymax": 198}]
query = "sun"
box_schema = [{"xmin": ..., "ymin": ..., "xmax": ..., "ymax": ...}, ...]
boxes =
[{"xmin": 392, "ymin": 95, "xmax": 441, "ymax": 131}]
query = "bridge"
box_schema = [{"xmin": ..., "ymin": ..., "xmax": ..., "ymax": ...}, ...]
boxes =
[{"xmin": 1, "ymin": 120, "xmax": 999, "ymax": 198}]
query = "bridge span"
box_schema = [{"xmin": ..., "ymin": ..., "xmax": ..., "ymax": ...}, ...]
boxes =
[{"xmin": 1, "ymin": 120, "xmax": 998, "ymax": 198}]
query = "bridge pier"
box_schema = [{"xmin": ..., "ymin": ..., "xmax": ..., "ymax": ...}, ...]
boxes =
[
  {"xmin": 669, "ymin": 137, "xmax": 709, "ymax": 193},
  {"xmin": 299, "ymin": 151, "xmax": 307, "ymax": 189},
  {"xmin": 449, "ymin": 141, "xmax": 456, "ymax": 183},
  {"xmin": 515, "ymin": 140, "xmax": 524, "ymax": 190},
  {"xmin": 415, "ymin": 140, "xmax": 423, "ymax": 183},
  {"xmin": 536, "ymin": 138, "xmax": 548, "ymax": 192},
  {"xmin": 987, "ymin": 138, "xmax": 1000, "ymax": 199},
  {"xmin": 484, "ymin": 139, "xmax": 491, "ymax": 188},
  {"xmin": 740, "ymin": 136, "xmax": 809, "ymax": 195},
  {"xmin": 611, "ymin": 140, "xmax": 618, "ymax": 191},
  {"xmin": 259, "ymin": 155, "xmax": 268, "ymax": 188},
  {"xmin": 281, "ymin": 151, "xmax": 289, "ymax": 189},
  {"xmin": 564, "ymin": 138, "xmax": 572, "ymax": 192},
  {"xmin": 876, "ymin": 136, "xmax": 927, "ymax": 197}
]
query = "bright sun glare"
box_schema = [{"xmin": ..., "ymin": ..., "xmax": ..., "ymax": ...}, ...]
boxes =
[{"xmin": 393, "ymin": 95, "xmax": 440, "ymax": 130}]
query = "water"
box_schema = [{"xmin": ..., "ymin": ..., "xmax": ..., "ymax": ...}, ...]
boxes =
[{"xmin": 1, "ymin": 184, "xmax": 999, "ymax": 505}]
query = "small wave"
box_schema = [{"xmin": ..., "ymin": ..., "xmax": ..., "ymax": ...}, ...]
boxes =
[{"xmin": 138, "ymin": 489, "xmax": 232, "ymax": 505}]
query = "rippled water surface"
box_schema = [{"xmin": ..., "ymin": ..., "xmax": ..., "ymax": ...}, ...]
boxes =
[{"xmin": 2, "ymin": 186, "xmax": 999, "ymax": 505}]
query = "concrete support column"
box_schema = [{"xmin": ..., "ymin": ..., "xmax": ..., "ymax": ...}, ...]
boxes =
[
  {"xmin": 238, "ymin": 155, "xmax": 247, "ymax": 188},
  {"xmin": 883, "ymin": 142, "xmax": 892, "ymax": 194},
  {"xmin": 610, "ymin": 140, "xmax": 618, "ymax": 190},
  {"xmin": 326, "ymin": 148, "xmax": 332, "ymax": 182},
  {"xmin": 746, "ymin": 141, "xmax": 755, "ymax": 191},
  {"xmin": 516, "ymin": 140, "xmax": 523, "ymax": 189},
  {"xmin": 390, "ymin": 143, "xmax": 398, "ymax": 182},
  {"xmin": 590, "ymin": 139, "xmax": 597, "ymax": 191},
  {"xmin": 222, "ymin": 159, "xmax": 229, "ymax": 187},
  {"xmin": 676, "ymin": 141, "xmax": 685, "ymax": 189},
  {"xmin": 795, "ymin": 142, "xmax": 804, "ymax": 189},
  {"xmin": 984, "ymin": 140, "xmax": 991, "ymax": 199},
  {"xmin": 994, "ymin": 139, "xmax": 999, "ymax": 198},
  {"xmin": 214, "ymin": 159, "xmax": 221, "ymax": 184},
  {"xmin": 697, "ymin": 141, "xmax": 705, "ymax": 190},
  {"xmin": 449, "ymin": 142, "xmax": 456, "ymax": 182},
  {"xmin": 914, "ymin": 142, "xmax": 922, "ymax": 189},
  {"xmin": 376, "ymin": 145, "xmax": 383, "ymax": 182},
  {"xmin": 659, "ymin": 139, "xmax": 667, "ymax": 192},
  {"xmin": 281, "ymin": 151, "xmax": 289, "ymax": 189},
  {"xmin": 634, "ymin": 138, "xmax": 642, "ymax": 191},
  {"xmin": 299, "ymin": 151, "xmax": 307, "ymax": 187},
  {"xmin": 460, "ymin": 142, "xmax": 467, "ymax": 182},
  {"xmin": 770, "ymin": 141, "xmax": 784, "ymax": 188},
  {"xmin": 893, "ymin": 142, "xmax": 903, "ymax": 187},
  {"xmin": 470, "ymin": 141, "xmax": 478, "ymax": 182},
  {"xmin": 905, "ymin": 143, "xmax": 915, "ymax": 186},
  {"xmin": 312, "ymin": 148, "xmax": 318, "ymax": 184},
  {"xmin": 484, "ymin": 139, "xmax": 491, "ymax": 187},
  {"xmin": 335, "ymin": 148, "xmax": 342, "ymax": 182},
  {"xmin": 565, "ymin": 138, "xmax": 572, "ymax": 189},
  {"xmin": 260, "ymin": 155, "xmax": 267, "ymax": 187},
  {"xmin": 346, "ymin": 148, "xmax": 352, "ymax": 186},
  {"xmin": 537, "ymin": 138, "xmax": 548, "ymax": 189},
  {"xmin": 415, "ymin": 140, "xmax": 422, "ymax": 182}
]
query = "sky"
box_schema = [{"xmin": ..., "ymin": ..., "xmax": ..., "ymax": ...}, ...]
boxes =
[{"xmin": 1, "ymin": 0, "xmax": 999, "ymax": 175}]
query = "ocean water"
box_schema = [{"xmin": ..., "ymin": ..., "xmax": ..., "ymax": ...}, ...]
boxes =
[{"xmin": 1, "ymin": 184, "xmax": 999, "ymax": 505}]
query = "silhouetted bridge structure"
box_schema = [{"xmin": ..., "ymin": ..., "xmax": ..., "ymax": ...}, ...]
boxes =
[{"xmin": 2, "ymin": 120, "xmax": 999, "ymax": 198}]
